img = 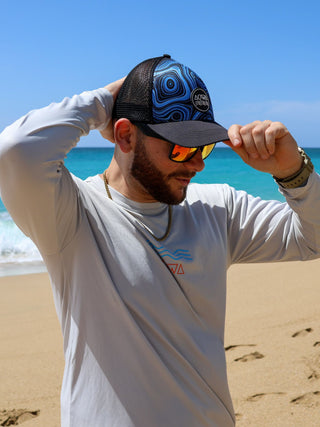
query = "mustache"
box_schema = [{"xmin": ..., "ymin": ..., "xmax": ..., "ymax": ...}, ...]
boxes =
[{"xmin": 168, "ymin": 172, "xmax": 196, "ymax": 179}]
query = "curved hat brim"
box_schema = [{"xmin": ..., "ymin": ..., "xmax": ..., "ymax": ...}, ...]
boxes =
[{"xmin": 146, "ymin": 121, "xmax": 229, "ymax": 148}]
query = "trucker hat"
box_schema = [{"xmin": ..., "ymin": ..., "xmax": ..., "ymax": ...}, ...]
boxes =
[{"xmin": 113, "ymin": 54, "xmax": 229, "ymax": 148}]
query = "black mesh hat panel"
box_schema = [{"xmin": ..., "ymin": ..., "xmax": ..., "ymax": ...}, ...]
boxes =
[{"xmin": 113, "ymin": 56, "xmax": 164, "ymax": 122}]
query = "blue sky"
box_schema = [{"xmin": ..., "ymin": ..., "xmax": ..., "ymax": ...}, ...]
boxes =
[{"xmin": 1, "ymin": 0, "xmax": 320, "ymax": 147}]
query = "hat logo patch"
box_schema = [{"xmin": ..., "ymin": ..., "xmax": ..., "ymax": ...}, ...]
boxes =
[{"xmin": 191, "ymin": 88, "xmax": 210, "ymax": 112}]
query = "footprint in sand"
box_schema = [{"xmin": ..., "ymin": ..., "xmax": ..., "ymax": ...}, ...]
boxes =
[
  {"xmin": 0, "ymin": 409, "xmax": 40, "ymax": 426},
  {"xmin": 246, "ymin": 392, "xmax": 285, "ymax": 402},
  {"xmin": 291, "ymin": 391, "xmax": 320, "ymax": 407},
  {"xmin": 308, "ymin": 371, "xmax": 320, "ymax": 381},
  {"xmin": 234, "ymin": 351, "xmax": 264, "ymax": 362},
  {"xmin": 313, "ymin": 341, "xmax": 320, "ymax": 347},
  {"xmin": 305, "ymin": 354, "xmax": 320, "ymax": 381},
  {"xmin": 291, "ymin": 328, "xmax": 313, "ymax": 338},
  {"xmin": 225, "ymin": 344, "xmax": 256, "ymax": 351}
]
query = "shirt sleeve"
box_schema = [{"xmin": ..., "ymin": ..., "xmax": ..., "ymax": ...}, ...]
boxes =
[
  {"xmin": 0, "ymin": 88, "xmax": 114, "ymax": 255},
  {"xmin": 226, "ymin": 171, "xmax": 320, "ymax": 264}
]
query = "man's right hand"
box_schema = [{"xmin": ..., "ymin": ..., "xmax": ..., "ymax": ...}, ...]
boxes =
[{"xmin": 100, "ymin": 77, "xmax": 126, "ymax": 143}]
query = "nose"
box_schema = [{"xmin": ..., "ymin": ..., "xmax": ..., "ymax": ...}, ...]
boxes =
[{"xmin": 184, "ymin": 148, "xmax": 205, "ymax": 172}]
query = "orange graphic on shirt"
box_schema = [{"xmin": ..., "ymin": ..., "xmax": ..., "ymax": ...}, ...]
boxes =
[{"xmin": 167, "ymin": 263, "xmax": 185, "ymax": 275}]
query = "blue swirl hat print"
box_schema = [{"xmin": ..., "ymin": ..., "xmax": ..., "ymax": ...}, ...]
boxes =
[{"xmin": 113, "ymin": 54, "xmax": 229, "ymax": 148}]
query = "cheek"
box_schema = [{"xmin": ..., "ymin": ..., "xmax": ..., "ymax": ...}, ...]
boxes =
[
  {"xmin": 146, "ymin": 143, "xmax": 172, "ymax": 170},
  {"xmin": 152, "ymin": 144, "xmax": 169, "ymax": 160},
  {"xmin": 158, "ymin": 159, "xmax": 181, "ymax": 178}
]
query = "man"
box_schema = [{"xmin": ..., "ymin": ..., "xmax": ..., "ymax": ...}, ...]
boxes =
[{"xmin": 0, "ymin": 54, "xmax": 319, "ymax": 427}]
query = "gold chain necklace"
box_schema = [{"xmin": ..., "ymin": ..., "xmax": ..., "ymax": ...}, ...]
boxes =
[{"xmin": 103, "ymin": 171, "xmax": 172, "ymax": 242}]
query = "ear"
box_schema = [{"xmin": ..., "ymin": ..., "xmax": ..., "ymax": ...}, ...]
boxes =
[{"xmin": 114, "ymin": 119, "xmax": 136, "ymax": 153}]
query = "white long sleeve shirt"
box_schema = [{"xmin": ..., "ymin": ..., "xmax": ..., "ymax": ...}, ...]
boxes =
[{"xmin": 0, "ymin": 89, "xmax": 320, "ymax": 427}]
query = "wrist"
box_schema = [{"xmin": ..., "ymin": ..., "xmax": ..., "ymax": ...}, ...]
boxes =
[{"xmin": 273, "ymin": 148, "xmax": 314, "ymax": 189}]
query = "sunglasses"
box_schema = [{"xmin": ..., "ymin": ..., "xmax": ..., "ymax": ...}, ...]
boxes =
[
  {"xmin": 169, "ymin": 143, "xmax": 215, "ymax": 163},
  {"xmin": 134, "ymin": 122, "xmax": 216, "ymax": 163}
]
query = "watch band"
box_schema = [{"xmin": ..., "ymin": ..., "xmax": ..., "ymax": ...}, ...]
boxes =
[{"xmin": 273, "ymin": 147, "xmax": 314, "ymax": 189}]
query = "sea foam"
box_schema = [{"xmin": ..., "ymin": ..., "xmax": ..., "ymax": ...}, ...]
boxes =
[{"xmin": 0, "ymin": 211, "xmax": 43, "ymax": 265}]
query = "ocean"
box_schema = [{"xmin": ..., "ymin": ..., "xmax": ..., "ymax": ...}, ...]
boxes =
[{"xmin": 1, "ymin": 147, "xmax": 319, "ymax": 276}]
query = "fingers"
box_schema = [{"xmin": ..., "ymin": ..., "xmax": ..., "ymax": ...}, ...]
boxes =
[
  {"xmin": 228, "ymin": 120, "xmax": 289, "ymax": 160},
  {"xmin": 241, "ymin": 120, "xmax": 273, "ymax": 159},
  {"xmin": 104, "ymin": 76, "xmax": 126, "ymax": 102},
  {"xmin": 100, "ymin": 77, "xmax": 127, "ymax": 143}
]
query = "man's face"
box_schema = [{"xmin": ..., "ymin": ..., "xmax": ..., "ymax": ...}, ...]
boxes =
[{"xmin": 130, "ymin": 131, "xmax": 205, "ymax": 205}]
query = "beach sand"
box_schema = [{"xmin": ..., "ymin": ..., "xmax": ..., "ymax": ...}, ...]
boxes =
[
  {"xmin": 1, "ymin": 260, "xmax": 320, "ymax": 426},
  {"xmin": 0, "ymin": 273, "xmax": 63, "ymax": 427},
  {"xmin": 226, "ymin": 259, "xmax": 320, "ymax": 426}
]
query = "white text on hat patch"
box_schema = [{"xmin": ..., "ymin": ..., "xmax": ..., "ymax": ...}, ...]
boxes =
[{"xmin": 191, "ymin": 88, "xmax": 210, "ymax": 112}]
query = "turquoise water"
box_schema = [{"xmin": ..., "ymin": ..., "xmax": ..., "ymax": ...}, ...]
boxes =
[
  {"xmin": 1, "ymin": 146, "xmax": 319, "ymax": 274},
  {"xmin": 64, "ymin": 146, "xmax": 320, "ymax": 201},
  {"xmin": 64, "ymin": 147, "xmax": 279, "ymax": 199}
]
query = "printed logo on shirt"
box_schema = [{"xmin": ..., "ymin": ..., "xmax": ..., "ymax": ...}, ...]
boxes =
[
  {"xmin": 147, "ymin": 241, "xmax": 192, "ymax": 275},
  {"xmin": 167, "ymin": 263, "xmax": 185, "ymax": 275},
  {"xmin": 156, "ymin": 245, "xmax": 192, "ymax": 261}
]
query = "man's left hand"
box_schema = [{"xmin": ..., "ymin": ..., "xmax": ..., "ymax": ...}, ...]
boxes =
[{"xmin": 225, "ymin": 120, "xmax": 303, "ymax": 179}]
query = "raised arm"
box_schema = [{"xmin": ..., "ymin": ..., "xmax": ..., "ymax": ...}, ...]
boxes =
[
  {"xmin": 0, "ymin": 87, "xmax": 114, "ymax": 254},
  {"xmin": 223, "ymin": 120, "xmax": 320, "ymax": 264}
]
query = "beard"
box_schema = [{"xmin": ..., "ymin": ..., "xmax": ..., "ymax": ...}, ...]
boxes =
[{"xmin": 130, "ymin": 135, "xmax": 193, "ymax": 205}]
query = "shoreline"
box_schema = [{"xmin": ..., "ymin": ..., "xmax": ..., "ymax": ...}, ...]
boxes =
[
  {"xmin": 1, "ymin": 260, "xmax": 320, "ymax": 426},
  {"xmin": 0, "ymin": 261, "xmax": 47, "ymax": 278}
]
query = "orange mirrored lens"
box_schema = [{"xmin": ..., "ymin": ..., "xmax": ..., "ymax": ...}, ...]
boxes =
[
  {"xmin": 170, "ymin": 145, "xmax": 198, "ymax": 162},
  {"xmin": 170, "ymin": 143, "xmax": 216, "ymax": 162}
]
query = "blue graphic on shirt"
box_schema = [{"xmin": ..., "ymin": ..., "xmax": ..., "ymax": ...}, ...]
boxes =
[
  {"xmin": 156, "ymin": 245, "xmax": 192, "ymax": 261},
  {"xmin": 147, "ymin": 240, "xmax": 192, "ymax": 275},
  {"xmin": 147, "ymin": 240, "xmax": 192, "ymax": 262}
]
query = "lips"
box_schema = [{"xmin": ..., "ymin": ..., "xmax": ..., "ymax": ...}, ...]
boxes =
[
  {"xmin": 169, "ymin": 171, "xmax": 195, "ymax": 180},
  {"xmin": 168, "ymin": 171, "xmax": 195, "ymax": 189},
  {"xmin": 176, "ymin": 177, "xmax": 191, "ymax": 186}
]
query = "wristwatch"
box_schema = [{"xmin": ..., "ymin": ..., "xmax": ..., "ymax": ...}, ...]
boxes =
[{"xmin": 273, "ymin": 147, "xmax": 314, "ymax": 189}]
